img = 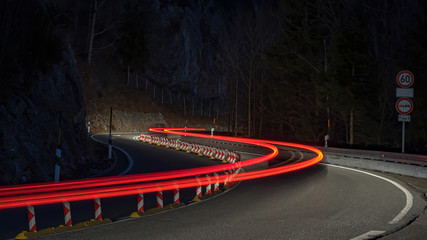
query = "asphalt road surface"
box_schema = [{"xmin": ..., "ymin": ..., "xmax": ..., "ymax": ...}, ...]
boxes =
[{"xmin": 1, "ymin": 133, "xmax": 425, "ymax": 239}]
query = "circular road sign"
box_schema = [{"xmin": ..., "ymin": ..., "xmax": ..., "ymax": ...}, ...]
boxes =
[
  {"xmin": 396, "ymin": 70, "xmax": 414, "ymax": 88},
  {"xmin": 396, "ymin": 97, "xmax": 413, "ymax": 115}
]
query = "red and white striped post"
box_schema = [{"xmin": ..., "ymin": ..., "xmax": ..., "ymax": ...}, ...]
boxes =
[
  {"xmin": 27, "ymin": 205, "xmax": 37, "ymax": 232},
  {"xmin": 94, "ymin": 198, "xmax": 102, "ymax": 220},
  {"xmin": 197, "ymin": 145, "xmax": 203, "ymax": 156},
  {"xmin": 215, "ymin": 148, "xmax": 221, "ymax": 159},
  {"xmin": 137, "ymin": 193, "xmax": 144, "ymax": 212},
  {"xmin": 209, "ymin": 147, "xmax": 214, "ymax": 159},
  {"xmin": 221, "ymin": 149, "xmax": 227, "ymax": 163},
  {"xmin": 213, "ymin": 172, "xmax": 220, "ymax": 191},
  {"xmin": 230, "ymin": 169, "xmax": 237, "ymax": 182},
  {"xmin": 226, "ymin": 151, "xmax": 231, "ymax": 162},
  {"xmin": 175, "ymin": 140, "xmax": 180, "ymax": 150},
  {"xmin": 173, "ymin": 188, "xmax": 180, "ymax": 204},
  {"xmin": 157, "ymin": 191, "xmax": 163, "ymax": 208},
  {"xmin": 186, "ymin": 142, "xmax": 191, "ymax": 153},
  {"xmin": 205, "ymin": 174, "xmax": 212, "ymax": 194},
  {"xmin": 63, "ymin": 201, "xmax": 72, "ymax": 226},
  {"xmin": 192, "ymin": 176, "xmax": 202, "ymax": 202},
  {"xmin": 223, "ymin": 171, "xmax": 230, "ymax": 189},
  {"xmin": 231, "ymin": 152, "xmax": 236, "ymax": 163},
  {"xmin": 196, "ymin": 176, "xmax": 202, "ymax": 198}
]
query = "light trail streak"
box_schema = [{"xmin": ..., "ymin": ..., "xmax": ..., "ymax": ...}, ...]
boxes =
[{"xmin": 0, "ymin": 128, "xmax": 322, "ymax": 209}]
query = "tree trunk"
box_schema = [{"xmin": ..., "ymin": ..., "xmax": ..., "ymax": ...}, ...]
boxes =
[
  {"xmin": 350, "ymin": 107, "xmax": 354, "ymax": 145},
  {"xmin": 248, "ymin": 79, "xmax": 251, "ymax": 137},
  {"xmin": 234, "ymin": 76, "xmax": 238, "ymax": 136},
  {"xmin": 87, "ymin": 0, "xmax": 97, "ymax": 67},
  {"xmin": 350, "ymin": 65, "xmax": 355, "ymax": 145},
  {"xmin": 227, "ymin": 77, "xmax": 231, "ymax": 132},
  {"xmin": 258, "ymin": 86, "xmax": 263, "ymax": 137}
]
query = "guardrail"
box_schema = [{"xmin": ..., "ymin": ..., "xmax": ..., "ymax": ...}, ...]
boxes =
[
  {"xmin": 320, "ymin": 147, "xmax": 427, "ymax": 166},
  {"xmin": 320, "ymin": 147, "xmax": 427, "ymax": 178}
]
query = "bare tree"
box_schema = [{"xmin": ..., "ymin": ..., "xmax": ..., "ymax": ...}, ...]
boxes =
[
  {"xmin": 87, "ymin": 0, "xmax": 100, "ymax": 67},
  {"xmin": 237, "ymin": 5, "xmax": 276, "ymax": 136},
  {"xmin": 86, "ymin": 0, "xmax": 121, "ymax": 67}
]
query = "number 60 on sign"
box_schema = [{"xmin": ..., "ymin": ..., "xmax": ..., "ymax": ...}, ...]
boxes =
[{"xmin": 396, "ymin": 70, "xmax": 414, "ymax": 88}]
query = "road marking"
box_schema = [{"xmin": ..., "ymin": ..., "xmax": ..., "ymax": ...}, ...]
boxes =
[
  {"xmin": 114, "ymin": 144, "xmax": 134, "ymax": 176},
  {"xmin": 296, "ymin": 150, "xmax": 304, "ymax": 162},
  {"xmin": 350, "ymin": 230, "xmax": 385, "ymax": 240},
  {"xmin": 323, "ymin": 163, "xmax": 413, "ymax": 224},
  {"xmin": 91, "ymin": 134, "xmax": 134, "ymax": 176},
  {"xmin": 239, "ymin": 151, "xmax": 264, "ymax": 156},
  {"xmin": 270, "ymin": 147, "xmax": 295, "ymax": 168}
]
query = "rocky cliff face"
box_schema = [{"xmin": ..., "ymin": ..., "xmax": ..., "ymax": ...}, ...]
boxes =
[
  {"xmin": 140, "ymin": 0, "xmax": 225, "ymax": 97},
  {"xmin": 75, "ymin": 0, "xmax": 266, "ymax": 132},
  {"xmin": 136, "ymin": 0, "xmax": 264, "ymax": 97},
  {"xmin": 54, "ymin": 0, "xmax": 264, "ymax": 97},
  {"xmin": 0, "ymin": 0, "xmax": 90, "ymax": 184}
]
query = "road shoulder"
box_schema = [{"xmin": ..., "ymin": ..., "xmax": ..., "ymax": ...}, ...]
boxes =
[{"xmin": 377, "ymin": 172, "xmax": 427, "ymax": 239}]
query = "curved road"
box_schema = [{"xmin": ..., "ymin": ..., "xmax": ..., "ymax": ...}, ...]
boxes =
[{"xmin": 2, "ymin": 133, "xmax": 425, "ymax": 239}]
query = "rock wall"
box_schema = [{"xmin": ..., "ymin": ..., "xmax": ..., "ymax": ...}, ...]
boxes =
[
  {"xmin": 90, "ymin": 111, "xmax": 166, "ymax": 132},
  {"xmin": 0, "ymin": 0, "xmax": 89, "ymax": 184},
  {"xmin": 140, "ymin": 0, "xmax": 225, "ymax": 97}
]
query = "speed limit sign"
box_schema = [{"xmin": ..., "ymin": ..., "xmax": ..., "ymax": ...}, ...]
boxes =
[{"xmin": 396, "ymin": 70, "xmax": 414, "ymax": 88}]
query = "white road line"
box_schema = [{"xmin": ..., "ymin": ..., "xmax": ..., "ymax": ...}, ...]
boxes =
[
  {"xmin": 238, "ymin": 151, "xmax": 264, "ymax": 156},
  {"xmin": 350, "ymin": 230, "xmax": 385, "ymax": 240},
  {"xmin": 114, "ymin": 144, "xmax": 134, "ymax": 176},
  {"xmin": 322, "ymin": 163, "xmax": 413, "ymax": 225},
  {"xmin": 91, "ymin": 134, "xmax": 134, "ymax": 176}
]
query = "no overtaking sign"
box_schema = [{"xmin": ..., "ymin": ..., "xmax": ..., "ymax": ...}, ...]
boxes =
[{"xmin": 395, "ymin": 98, "xmax": 413, "ymax": 115}]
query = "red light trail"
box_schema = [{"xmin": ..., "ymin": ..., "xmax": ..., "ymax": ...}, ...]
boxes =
[{"xmin": 0, "ymin": 128, "xmax": 323, "ymax": 209}]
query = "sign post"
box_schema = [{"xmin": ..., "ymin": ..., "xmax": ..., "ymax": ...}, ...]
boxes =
[{"xmin": 395, "ymin": 70, "xmax": 414, "ymax": 153}]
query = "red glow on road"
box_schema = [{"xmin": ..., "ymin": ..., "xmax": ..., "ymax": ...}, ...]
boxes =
[{"xmin": 0, "ymin": 128, "xmax": 322, "ymax": 209}]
